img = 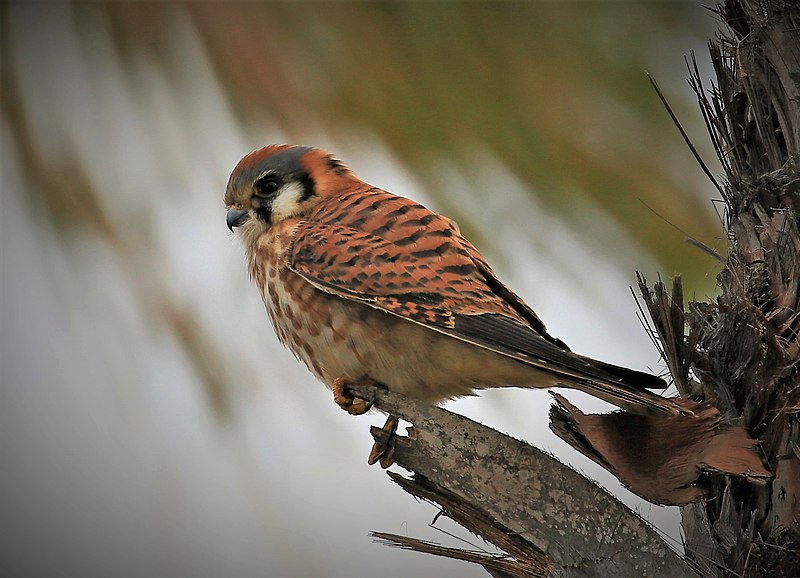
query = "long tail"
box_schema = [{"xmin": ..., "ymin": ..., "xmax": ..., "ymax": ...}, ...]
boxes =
[{"xmin": 557, "ymin": 356, "xmax": 686, "ymax": 416}]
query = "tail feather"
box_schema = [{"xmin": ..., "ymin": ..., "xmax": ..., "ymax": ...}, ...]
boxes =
[
  {"xmin": 559, "ymin": 372, "xmax": 684, "ymax": 416},
  {"xmin": 586, "ymin": 357, "xmax": 669, "ymax": 390}
]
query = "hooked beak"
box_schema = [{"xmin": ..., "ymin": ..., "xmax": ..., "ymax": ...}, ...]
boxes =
[{"xmin": 226, "ymin": 208, "xmax": 250, "ymax": 231}]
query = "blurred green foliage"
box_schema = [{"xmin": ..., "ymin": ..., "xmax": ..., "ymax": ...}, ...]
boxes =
[
  {"xmin": 189, "ymin": 2, "xmax": 722, "ymax": 289},
  {"xmin": 7, "ymin": 2, "xmax": 724, "ymax": 292}
]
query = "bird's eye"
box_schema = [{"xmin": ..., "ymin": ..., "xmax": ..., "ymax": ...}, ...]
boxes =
[{"xmin": 254, "ymin": 177, "xmax": 280, "ymax": 197}]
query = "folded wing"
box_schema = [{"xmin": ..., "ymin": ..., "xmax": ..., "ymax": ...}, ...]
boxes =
[{"xmin": 289, "ymin": 193, "xmax": 677, "ymax": 414}]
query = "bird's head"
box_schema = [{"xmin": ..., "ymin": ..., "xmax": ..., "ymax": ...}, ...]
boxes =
[{"xmin": 224, "ymin": 144, "xmax": 356, "ymax": 243}]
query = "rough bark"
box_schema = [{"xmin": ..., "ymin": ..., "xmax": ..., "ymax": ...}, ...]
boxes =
[
  {"xmin": 643, "ymin": 1, "xmax": 800, "ymax": 575},
  {"xmin": 351, "ymin": 385, "xmax": 695, "ymax": 578}
]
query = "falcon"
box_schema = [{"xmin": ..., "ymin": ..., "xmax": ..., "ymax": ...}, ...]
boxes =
[{"xmin": 225, "ymin": 145, "xmax": 682, "ymax": 464}]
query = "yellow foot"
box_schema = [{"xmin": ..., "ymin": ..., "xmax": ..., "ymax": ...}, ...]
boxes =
[
  {"xmin": 368, "ymin": 415, "xmax": 400, "ymax": 469},
  {"xmin": 331, "ymin": 377, "xmax": 380, "ymax": 415}
]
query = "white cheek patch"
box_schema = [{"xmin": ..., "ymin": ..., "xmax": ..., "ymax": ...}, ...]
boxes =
[{"xmin": 270, "ymin": 182, "xmax": 306, "ymax": 222}]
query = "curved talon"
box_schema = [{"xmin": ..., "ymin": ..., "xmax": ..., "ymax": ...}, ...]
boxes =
[
  {"xmin": 330, "ymin": 378, "xmax": 396, "ymax": 466},
  {"xmin": 332, "ymin": 377, "xmax": 376, "ymax": 415},
  {"xmin": 368, "ymin": 415, "xmax": 400, "ymax": 468}
]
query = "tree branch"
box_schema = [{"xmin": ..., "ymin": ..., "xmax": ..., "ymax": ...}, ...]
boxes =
[{"xmin": 350, "ymin": 385, "xmax": 697, "ymax": 577}]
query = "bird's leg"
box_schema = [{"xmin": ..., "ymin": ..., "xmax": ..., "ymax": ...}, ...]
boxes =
[
  {"xmin": 368, "ymin": 414, "xmax": 400, "ymax": 469},
  {"xmin": 331, "ymin": 376, "xmax": 379, "ymax": 415},
  {"xmin": 331, "ymin": 377, "xmax": 398, "ymax": 468}
]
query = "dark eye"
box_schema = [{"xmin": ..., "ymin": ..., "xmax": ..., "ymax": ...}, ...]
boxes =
[{"xmin": 254, "ymin": 177, "xmax": 280, "ymax": 197}]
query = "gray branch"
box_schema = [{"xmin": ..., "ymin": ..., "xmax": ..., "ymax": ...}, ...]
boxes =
[{"xmin": 350, "ymin": 385, "xmax": 696, "ymax": 578}]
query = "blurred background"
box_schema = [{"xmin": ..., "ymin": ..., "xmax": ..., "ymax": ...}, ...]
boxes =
[{"xmin": 2, "ymin": 2, "xmax": 724, "ymax": 577}]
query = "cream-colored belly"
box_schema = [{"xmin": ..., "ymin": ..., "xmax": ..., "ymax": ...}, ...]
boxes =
[{"xmin": 261, "ymin": 269, "xmax": 552, "ymax": 404}]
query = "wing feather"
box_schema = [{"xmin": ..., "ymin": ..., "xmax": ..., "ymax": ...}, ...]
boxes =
[{"xmin": 289, "ymin": 192, "xmax": 669, "ymax": 405}]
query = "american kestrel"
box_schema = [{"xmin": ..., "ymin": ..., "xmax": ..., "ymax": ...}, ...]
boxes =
[{"xmin": 225, "ymin": 145, "xmax": 681, "ymax": 463}]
